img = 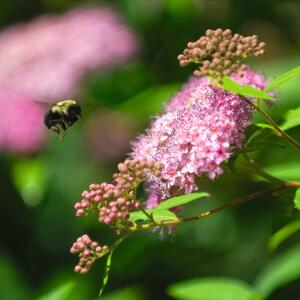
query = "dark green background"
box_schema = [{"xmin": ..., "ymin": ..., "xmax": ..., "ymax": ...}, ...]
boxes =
[{"xmin": 1, "ymin": 0, "xmax": 300, "ymax": 299}]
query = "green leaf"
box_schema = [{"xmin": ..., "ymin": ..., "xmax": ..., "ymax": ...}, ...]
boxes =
[
  {"xmin": 39, "ymin": 282, "xmax": 75, "ymax": 300},
  {"xmin": 99, "ymin": 251, "xmax": 114, "ymax": 297},
  {"xmin": 268, "ymin": 220, "xmax": 300, "ymax": 251},
  {"xmin": 263, "ymin": 163, "xmax": 300, "ymax": 181},
  {"xmin": 130, "ymin": 211, "xmax": 149, "ymax": 222},
  {"xmin": 280, "ymin": 107, "xmax": 300, "ymax": 131},
  {"xmin": 254, "ymin": 123, "xmax": 282, "ymax": 136},
  {"xmin": 294, "ymin": 188, "xmax": 300, "ymax": 210},
  {"xmin": 255, "ymin": 244, "xmax": 300, "ymax": 298},
  {"xmin": 255, "ymin": 123, "xmax": 274, "ymax": 130},
  {"xmin": 167, "ymin": 277, "xmax": 260, "ymax": 300},
  {"xmin": 218, "ymin": 76, "xmax": 273, "ymax": 100},
  {"xmin": 264, "ymin": 65, "xmax": 300, "ymax": 92},
  {"xmin": 130, "ymin": 192, "xmax": 208, "ymax": 222},
  {"xmin": 130, "ymin": 209, "xmax": 177, "ymax": 222},
  {"xmin": 154, "ymin": 192, "xmax": 209, "ymax": 211},
  {"xmin": 152, "ymin": 210, "xmax": 177, "ymax": 222}
]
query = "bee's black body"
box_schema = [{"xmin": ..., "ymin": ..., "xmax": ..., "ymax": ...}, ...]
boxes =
[{"xmin": 44, "ymin": 100, "xmax": 81, "ymax": 136}]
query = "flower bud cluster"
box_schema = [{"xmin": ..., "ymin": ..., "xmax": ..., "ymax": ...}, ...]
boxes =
[
  {"xmin": 178, "ymin": 28, "xmax": 266, "ymax": 81},
  {"xmin": 75, "ymin": 182, "xmax": 115, "ymax": 217},
  {"xmin": 113, "ymin": 159, "xmax": 162, "ymax": 195},
  {"xmin": 74, "ymin": 159, "xmax": 162, "ymax": 224},
  {"xmin": 70, "ymin": 234, "xmax": 108, "ymax": 274}
]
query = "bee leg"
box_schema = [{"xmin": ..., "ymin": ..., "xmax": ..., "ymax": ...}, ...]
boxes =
[
  {"xmin": 50, "ymin": 119, "xmax": 66, "ymax": 138},
  {"xmin": 61, "ymin": 120, "xmax": 67, "ymax": 131},
  {"xmin": 50, "ymin": 125, "xmax": 61, "ymax": 136},
  {"xmin": 58, "ymin": 120, "xmax": 68, "ymax": 139}
]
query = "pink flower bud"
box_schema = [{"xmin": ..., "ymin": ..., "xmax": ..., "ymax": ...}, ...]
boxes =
[
  {"xmin": 104, "ymin": 217, "xmax": 111, "ymax": 224},
  {"xmin": 74, "ymin": 265, "xmax": 82, "ymax": 273},
  {"xmin": 117, "ymin": 197, "xmax": 125, "ymax": 205},
  {"xmin": 76, "ymin": 209, "xmax": 85, "ymax": 216}
]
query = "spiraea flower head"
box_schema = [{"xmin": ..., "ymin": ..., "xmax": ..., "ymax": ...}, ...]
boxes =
[
  {"xmin": 70, "ymin": 234, "xmax": 109, "ymax": 274},
  {"xmin": 178, "ymin": 28, "xmax": 265, "ymax": 81},
  {"xmin": 132, "ymin": 68, "xmax": 269, "ymax": 207},
  {"xmin": 74, "ymin": 159, "xmax": 162, "ymax": 225}
]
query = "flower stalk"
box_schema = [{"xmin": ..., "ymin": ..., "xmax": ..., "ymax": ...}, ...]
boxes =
[
  {"xmin": 129, "ymin": 180, "xmax": 300, "ymax": 232},
  {"xmin": 242, "ymin": 152, "xmax": 282, "ymax": 184},
  {"xmin": 243, "ymin": 97, "xmax": 300, "ymax": 152}
]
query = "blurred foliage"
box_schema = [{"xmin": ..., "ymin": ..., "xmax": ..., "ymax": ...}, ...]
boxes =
[
  {"xmin": 168, "ymin": 278, "xmax": 259, "ymax": 300},
  {"xmin": 39, "ymin": 282, "xmax": 75, "ymax": 300},
  {"xmin": 0, "ymin": 252, "xmax": 31, "ymax": 300},
  {"xmin": 1, "ymin": 0, "xmax": 300, "ymax": 299},
  {"xmin": 168, "ymin": 244, "xmax": 300, "ymax": 299},
  {"xmin": 268, "ymin": 219, "xmax": 300, "ymax": 251},
  {"xmin": 255, "ymin": 244, "xmax": 300, "ymax": 298}
]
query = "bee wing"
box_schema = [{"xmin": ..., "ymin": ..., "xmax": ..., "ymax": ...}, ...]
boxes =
[
  {"xmin": 34, "ymin": 100, "xmax": 53, "ymax": 110},
  {"xmin": 36, "ymin": 98, "xmax": 97, "ymax": 117}
]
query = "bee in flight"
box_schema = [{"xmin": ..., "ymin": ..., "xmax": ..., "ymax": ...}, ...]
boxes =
[{"xmin": 44, "ymin": 99, "xmax": 82, "ymax": 137}]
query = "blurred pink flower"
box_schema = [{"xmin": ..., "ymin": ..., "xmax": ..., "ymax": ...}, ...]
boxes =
[
  {"xmin": 0, "ymin": 6, "xmax": 138, "ymax": 154},
  {"xmin": 0, "ymin": 6, "xmax": 138, "ymax": 102},
  {"xmin": 0, "ymin": 88, "xmax": 45, "ymax": 154},
  {"xmin": 132, "ymin": 69, "xmax": 269, "ymax": 207},
  {"xmin": 86, "ymin": 110, "xmax": 136, "ymax": 161}
]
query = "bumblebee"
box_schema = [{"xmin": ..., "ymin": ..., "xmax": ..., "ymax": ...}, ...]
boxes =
[{"xmin": 44, "ymin": 100, "xmax": 81, "ymax": 137}]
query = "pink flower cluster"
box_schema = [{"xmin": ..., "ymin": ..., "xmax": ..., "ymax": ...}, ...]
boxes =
[
  {"xmin": 71, "ymin": 160, "xmax": 162, "ymax": 274},
  {"xmin": 178, "ymin": 28, "xmax": 265, "ymax": 81},
  {"xmin": 132, "ymin": 69, "xmax": 269, "ymax": 208},
  {"xmin": 74, "ymin": 159, "xmax": 162, "ymax": 224},
  {"xmin": 0, "ymin": 6, "xmax": 138, "ymax": 154},
  {"xmin": 70, "ymin": 234, "xmax": 108, "ymax": 274},
  {"xmin": 0, "ymin": 89, "xmax": 45, "ymax": 154},
  {"xmin": 75, "ymin": 182, "xmax": 141, "ymax": 224},
  {"xmin": 0, "ymin": 6, "xmax": 138, "ymax": 101}
]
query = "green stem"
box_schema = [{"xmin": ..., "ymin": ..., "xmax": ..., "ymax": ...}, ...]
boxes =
[
  {"xmin": 244, "ymin": 97, "xmax": 300, "ymax": 152},
  {"xmin": 98, "ymin": 232, "xmax": 131, "ymax": 296},
  {"xmin": 242, "ymin": 153, "xmax": 282, "ymax": 183},
  {"xmin": 111, "ymin": 232, "xmax": 131, "ymax": 250},
  {"xmin": 130, "ymin": 181, "xmax": 300, "ymax": 232},
  {"xmin": 139, "ymin": 206, "xmax": 154, "ymax": 222}
]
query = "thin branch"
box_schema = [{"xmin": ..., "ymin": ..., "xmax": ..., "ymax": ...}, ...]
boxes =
[
  {"xmin": 130, "ymin": 181, "xmax": 300, "ymax": 232},
  {"xmin": 98, "ymin": 232, "xmax": 132, "ymax": 296},
  {"xmin": 242, "ymin": 152, "xmax": 282, "ymax": 183},
  {"xmin": 243, "ymin": 97, "xmax": 300, "ymax": 152},
  {"xmin": 139, "ymin": 206, "xmax": 154, "ymax": 222}
]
